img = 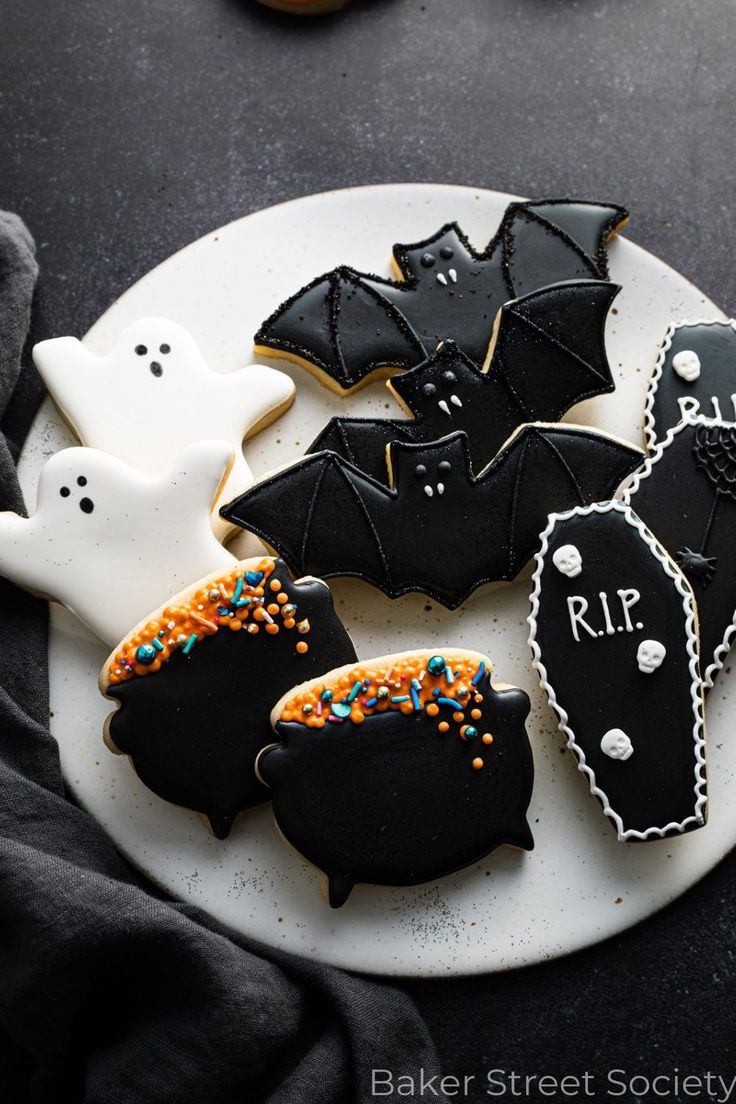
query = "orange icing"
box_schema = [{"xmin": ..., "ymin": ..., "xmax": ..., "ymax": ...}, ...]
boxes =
[
  {"xmin": 279, "ymin": 654, "xmax": 494, "ymax": 764},
  {"xmin": 107, "ymin": 559, "xmax": 311, "ymax": 685}
]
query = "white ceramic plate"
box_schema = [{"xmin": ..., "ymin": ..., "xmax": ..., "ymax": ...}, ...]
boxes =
[{"xmin": 20, "ymin": 185, "xmax": 734, "ymax": 977}]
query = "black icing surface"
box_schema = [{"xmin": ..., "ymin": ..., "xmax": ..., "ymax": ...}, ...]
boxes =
[
  {"xmin": 222, "ymin": 426, "xmax": 643, "ymax": 608},
  {"xmin": 628, "ymin": 420, "xmax": 736, "ymax": 683},
  {"xmin": 260, "ymin": 674, "xmax": 534, "ymax": 907},
  {"xmin": 308, "ymin": 281, "xmax": 620, "ymax": 482},
  {"xmin": 533, "ymin": 505, "xmax": 705, "ymax": 837},
  {"xmin": 255, "ymin": 199, "xmax": 627, "ymax": 391},
  {"xmin": 649, "ymin": 321, "xmax": 736, "ymax": 446},
  {"xmin": 106, "ymin": 561, "xmax": 357, "ymax": 839}
]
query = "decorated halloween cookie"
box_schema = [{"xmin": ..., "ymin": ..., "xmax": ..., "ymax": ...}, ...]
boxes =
[
  {"xmin": 101, "ymin": 557, "xmax": 357, "ymax": 839},
  {"xmin": 309, "ymin": 281, "xmax": 620, "ymax": 482},
  {"xmin": 625, "ymin": 416, "xmax": 736, "ymax": 687},
  {"xmin": 0, "ymin": 441, "xmax": 235, "ymax": 645},
  {"xmin": 644, "ymin": 319, "xmax": 736, "ymax": 449},
  {"xmin": 221, "ymin": 425, "xmax": 643, "ymax": 609},
  {"xmin": 258, "ymin": 650, "xmax": 534, "ymax": 906},
  {"xmin": 529, "ymin": 500, "xmax": 706, "ymax": 840},
  {"xmin": 255, "ymin": 198, "xmax": 628, "ymax": 393},
  {"xmin": 33, "ymin": 318, "xmax": 295, "ymax": 539}
]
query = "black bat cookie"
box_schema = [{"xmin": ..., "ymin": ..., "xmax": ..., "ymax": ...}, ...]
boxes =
[
  {"xmin": 255, "ymin": 197, "xmax": 628, "ymax": 392},
  {"xmin": 529, "ymin": 501, "xmax": 706, "ymax": 840},
  {"xmin": 645, "ymin": 319, "xmax": 736, "ymax": 449},
  {"xmin": 221, "ymin": 426, "xmax": 644, "ymax": 609},
  {"xmin": 309, "ymin": 281, "xmax": 620, "ymax": 482},
  {"xmin": 258, "ymin": 651, "xmax": 534, "ymax": 907},
  {"xmin": 625, "ymin": 417, "xmax": 736, "ymax": 688},
  {"xmin": 101, "ymin": 558, "xmax": 357, "ymax": 839}
]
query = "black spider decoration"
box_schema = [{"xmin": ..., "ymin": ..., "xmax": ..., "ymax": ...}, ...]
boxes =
[{"xmin": 676, "ymin": 422, "xmax": 736, "ymax": 586}]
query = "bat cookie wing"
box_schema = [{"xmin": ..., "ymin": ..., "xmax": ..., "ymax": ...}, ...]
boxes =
[{"xmin": 253, "ymin": 266, "xmax": 424, "ymax": 393}]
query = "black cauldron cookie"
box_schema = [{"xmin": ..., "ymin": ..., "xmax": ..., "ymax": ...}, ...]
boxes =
[
  {"xmin": 529, "ymin": 501, "xmax": 706, "ymax": 841},
  {"xmin": 257, "ymin": 650, "xmax": 534, "ymax": 907},
  {"xmin": 221, "ymin": 425, "xmax": 643, "ymax": 609},
  {"xmin": 308, "ymin": 281, "xmax": 621, "ymax": 482},
  {"xmin": 254, "ymin": 197, "xmax": 628, "ymax": 393},
  {"xmin": 644, "ymin": 318, "xmax": 736, "ymax": 450},
  {"xmin": 100, "ymin": 557, "xmax": 357, "ymax": 839}
]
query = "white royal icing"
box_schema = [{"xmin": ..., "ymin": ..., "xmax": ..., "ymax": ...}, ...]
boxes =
[
  {"xmin": 0, "ymin": 441, "xmax": 236, "ymax": 645},
  {"xmin": 552, "ymin": 543, "xmax": 582, "ymax": 578},
  {"xmin": 33, "ymin": 318, "xmax": 295, "ymax": 540},
  {"xmin": 528, "ymin": 500, "xmax": 706, "ymax": 841},
  {"xmin": 600, "ymin": 728, "xmax": 634, "ymax": 760},
  {"xmin": 672, "ymin": 349, "xmax": 701, "ymax": 382},
  {"xmin": 637, "ymin": 639, "xmax": 666, "ymax": 673}
]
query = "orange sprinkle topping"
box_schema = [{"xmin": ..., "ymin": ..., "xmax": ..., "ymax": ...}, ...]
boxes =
[
  {"xmin": 278, "ymin": 652, "xmax": 495, "ymax": 774},
  {"xmin": 471, "ymin": 708, "xmax": 482, "ymax": 720},
  {"xmin": 472, "ymin": 757, "xmax": 484, "ymax": 770},
  {"xmin": 482, "ymin": 733, "xmax": 494, "ymax": 745},
  {"xmin": 107, "ymin": 559, "xmax": 312, "ymax": 685}
]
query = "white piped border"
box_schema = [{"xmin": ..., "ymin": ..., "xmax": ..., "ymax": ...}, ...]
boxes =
[
  {"xmin": 643, "ymin": 318, "xmax": 736, "ymax": 452},
  {"xmin": 528, "ymin": 500, "xmax": 707, "ymax": 842},
  {"xmin": 624, "ymin": 414, "xmax": 736, "ymax": 689}
]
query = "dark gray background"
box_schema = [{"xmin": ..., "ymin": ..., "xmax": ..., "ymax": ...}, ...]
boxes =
[{"xmin": 3, "ymin": 0, "xmax": 734, "ymax": 1093}]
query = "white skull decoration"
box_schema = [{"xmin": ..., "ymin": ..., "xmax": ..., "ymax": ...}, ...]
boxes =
[
  {"xmin": 636, "ymin": 639, "xmax": 667, "ymax": 674},
  {"xmin": 600, "ymin": 728, "xmax": 634, "ymax": 761},
  {"xmin": 672, "ymin": 349, "xmax": 701, "ymax": 383},
  {"xmin": 552, "ymin": 543, "xmax": 583, "ymax": 578}
]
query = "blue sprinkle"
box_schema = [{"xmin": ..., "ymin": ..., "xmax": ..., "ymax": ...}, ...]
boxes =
[
  {"xmin": 411, "ymin": 678, "xmax": 422, "ymax": 691},
  {"xmin": 364, "ymin": 697, "xmax": 378, "ymax": 708},
  {"xmin": 217, "ymin": 606, "xmax": 230, "ymax": 616},
  {"xmin": 151, "ymin": 638, "xmax": 165, "ymax": 653},
  {"xmin": 471, "ymin": 661, "xmax": 486, "ymax": 686},
  {"xmin": 158, "ymin": 630, "xmax": 165, "ymax": 638},
  {"xmin": 182, "ymin": 633, "xmax": 198, "ymax": 656},
  {"xmin": 432, "ymin": 687, "xmax": 441, "ymax": 697},
  {"xmin": 391, "ymin": 695, "xmax": 411, "ymax": 704},
  {"xmin": 235, "ymin": 598, "xmax": 251, "ymax": 607},
  {"xmin": 410, "ymin": 686, "xmax": 421, "ymax": 710},
  {"xmin": 348, "ymin": 681, "xmax": 362, "ymax": 702},
  {"xmin": 445, "ymin": 667, "xmax": 454, "ymax": 686},
  {"xmin": 135, "ymin": 643, "xmax": 157, "ymax": 665},
  {"xmin": 245, "ymin": 570, "xmax": 264, "ymax": 586},
  {"xmin": 437, "ymin": 697, "xmax": 459, "ymax": 709},
  {"xmin": 232, "ymin": 577, "xmax": 244, "ymax": 603},
  {"xmin": 321, "ymin": 690, "xmax": 333, "ymax": 702},
  {"xmin": 331, "ymin": 701, "xmax": 352, "ymax": 718},
  {"xmin": 427, "ymin": 655, "xmax": 446, "ymax": 676}
]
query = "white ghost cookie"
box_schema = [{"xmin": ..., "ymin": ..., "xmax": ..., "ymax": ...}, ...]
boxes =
[
  {"xmin": 0, "ymin": 441, "xmax": 236, "ymax": 645},
  {"xmin": 33, "ymin": 318, "xmax": 295, "ymax": 540}
]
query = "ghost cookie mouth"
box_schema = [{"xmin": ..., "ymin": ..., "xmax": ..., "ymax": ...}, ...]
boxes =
[{"xmin": 258, "ymin": 650, "xmax": 535, "ymax": 907}]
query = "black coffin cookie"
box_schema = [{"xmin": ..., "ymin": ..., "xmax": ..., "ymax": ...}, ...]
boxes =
[
  {"xmin": 101, "ymin": 558, "xmax": 357, "ymax": 839},
  {"xmin": 625, "ymin": 417, "xmax": 736, "ymax": 688},
  {"xmin": 308, "ymin": 281, "xmax": 620, "ymax": 483},
  {"xmin": 254, "ymin": 198, "xmax": 628, "ymax": 392},
  {"xmin": 221, "ymin": 426, "xmax": 643, "ymax": 609},
  {"xmin": 258, "ymin": 651, "xmax": 534, "ymax": 906},
  {"xmin": 529, "ymin": 501, "xmax": 706, "ymax": 840},
  {"xmin": 645, "ymin": 319, "xmax": 736, "ymax": 449}
]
